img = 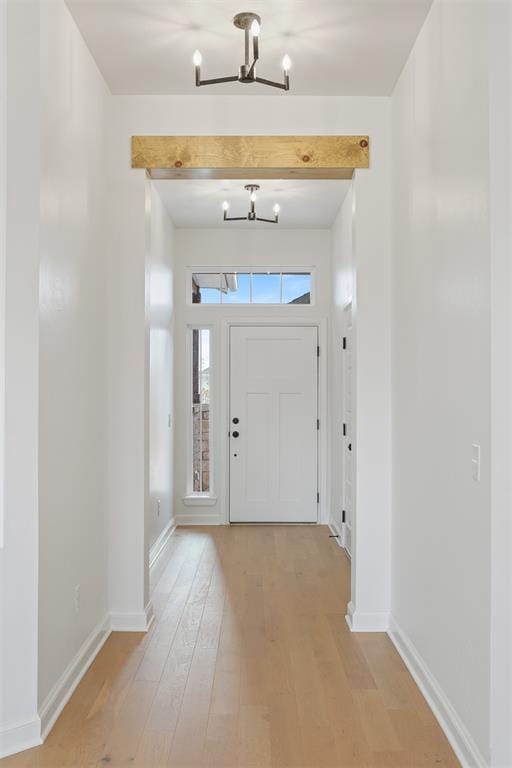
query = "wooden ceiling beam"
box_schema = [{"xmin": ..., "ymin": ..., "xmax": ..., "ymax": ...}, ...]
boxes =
[{"xmin": 131, "ymin": 135, "xmax": 369, "ymax": 179}]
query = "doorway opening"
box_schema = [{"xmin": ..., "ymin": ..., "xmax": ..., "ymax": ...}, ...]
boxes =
[
  {"xmin": 147, "ymin": 176, "xmax": 348, "ymax": 532},
  {"xmin": 142, "ymin": 139, "xmax": 361, "ymax": 618}
]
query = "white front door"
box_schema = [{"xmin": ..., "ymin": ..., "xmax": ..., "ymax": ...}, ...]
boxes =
[
  {"xmin": 229, "ymin": 326, "xmax": 318, "ymax": 523},
  {"xmin": 342, "ymin": 304, "xmax": 354, "ymax": 554}
]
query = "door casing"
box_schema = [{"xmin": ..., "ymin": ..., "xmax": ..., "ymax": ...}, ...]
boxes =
[{"xmin": 341, "ymin": 302, "xmax": 354, "ymax": 552}]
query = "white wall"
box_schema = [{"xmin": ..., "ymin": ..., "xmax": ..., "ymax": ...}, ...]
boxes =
[
  {"xmin": 0, "ymin": 0, "xmax": 6, "ymax": 550},
  {"xmin": 488, "ymin": 2, "xmax": 512, "ymax": 765},
  {"xmin": 172, "ymin": 228, "xmax": 331, "ymax": 525},
  {"xmin": 105, "ymin": 118, "xmax": 147, "ymax": 625},
  {"xmin": 329, "ymin": 187, "xmax": 354, "ymax": 535},
  {"xmin": 391, "ymin": 0, "xmax": 491, "ymax": 763},
  {"xmin": 107, "ymin": 94, "xmax": 392, "ymax": 628},
  {"xmin": 0, "ymin": 1, "xmax": 41, "ymax": 757},
  {"xmin": 38, "ymin": 0, "xmax": 110, "ymax": 712},
  {"xmin": 349, "ymin": 147, "xmax": 393, "ymax": 631},
  {"xmin": 3, "ymin": 2, "xmax": 511, "ymax": 764},
  {"xmin": 146, "ymin": 183, "xmax": 175, "ymax": 559}
]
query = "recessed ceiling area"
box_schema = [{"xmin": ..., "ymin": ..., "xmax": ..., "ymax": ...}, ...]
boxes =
[
  {"xmin": 65, "ymin": 0, "xmax": 432, "ymax": 96},
  {"xmin": 153, "ymin": 179, "xmax": 350, "ymax": 229}
]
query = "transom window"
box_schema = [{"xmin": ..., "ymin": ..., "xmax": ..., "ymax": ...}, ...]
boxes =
[{"xmin": 191, "ymin": 271, "xmax": 312, "ymax": 305}]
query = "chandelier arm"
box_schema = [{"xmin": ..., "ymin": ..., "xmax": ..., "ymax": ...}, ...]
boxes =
[
  {"xmin": 197, "ymin": 75, "xmax": 239, "ymax": 86},
  {"xmin": 255, "ymin": 75, "xmax": 289, "ymax": 91},
  {"xmin": 224, "ymin": 215, "xmax": 249, "ymax": 221},
  {"xmin": 256, "ymin": 217, "xmax": 279, "ymax": 224}
]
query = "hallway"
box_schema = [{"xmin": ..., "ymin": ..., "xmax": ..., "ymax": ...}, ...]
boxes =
[{"xmin": 4, "ymin": 527, "xmax": 457, "ymax": 768}]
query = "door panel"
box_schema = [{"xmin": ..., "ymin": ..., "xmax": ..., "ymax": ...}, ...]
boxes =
[
  {"xmin": 246, "ymin": 392, "xmax": 270, "ymax": 501},
  {"xmin": 230, "ymin": 326, "xmax": 318, "ymax": 523}
]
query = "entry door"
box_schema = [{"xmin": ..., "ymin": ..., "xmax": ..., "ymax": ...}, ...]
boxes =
[
  {"xmin": 229, "ymin": 326, "xmax": 318, "ymax": 523},
  {"xmin": 342, "ymin": 304, "xmax": 354, "ymax": 554}
]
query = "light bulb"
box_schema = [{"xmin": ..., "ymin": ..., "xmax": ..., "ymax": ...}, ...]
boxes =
[
  {"xmin": 250, "ymin": 191, "xmax": 257, "ymax": 203},
  {"xmin": 193, "ymin": 50, "xmax": 202, "ymax": 67},
  {"xmin": 251, "ymin": 19, "xmax": 260, "ymax": 36},
  {"xmin": 282, "ymin": 54, "xmax": 291, "ymax": 72},
  {"xmin": 222, "ymin": 201, "xmax": 230, "ymax": 211},
  {"xmin": 273, "ymin": 203, "xmax": 280, "ymax": 215}
]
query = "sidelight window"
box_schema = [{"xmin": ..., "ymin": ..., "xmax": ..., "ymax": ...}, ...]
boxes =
[{"xmin": 191, "ymin": 328, "xmax": 211, "ymax": 493}]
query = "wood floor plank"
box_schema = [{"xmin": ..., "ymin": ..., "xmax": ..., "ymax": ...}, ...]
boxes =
[
  {"xmin": 132, "ymin": 729, "xmax": 174, "ymax": 768},
  {"xmin": 236, "ymin": 705, "xmax": 272, "ymax": 768},
  {"xmin": 165, "ymin": 649, "xmax": 218, "ymax": 766},
  {"xmin": 288, "ymin": 636, "xmax": 346, "ymax": 768},
  {"xmin": 352, "ymin": 689, "xmax": 401, "ymax": 754},
  {"xmin": 203, "ymin": 713, "xmax": 239, "ymax": 768},
  {"xmin": 98, "ymin": 679, "xmax": 159, "ymax": 766},
  {"xmin": 355, "ymin": 633, "xmax": 435, "ymax": 724},
  {"xmin": 1, "ymin": 526, "xmax": 460, "ymax": 768},
  {"xmin": 145, "ymin": 643, "xmax": 195, "ymax": 733},
  {"xmin": 327, "ymin": 613, "xmax": 379, "ymax": 691},
  {"xmin": 208, "ymin": 613, "xmax": 242, "ymax": 717}
]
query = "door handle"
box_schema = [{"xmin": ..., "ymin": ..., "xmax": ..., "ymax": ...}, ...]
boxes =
[
  {"xmin": 232, "ymin": 431, "xmax": 240, "ymax": 438},
  {"xmin": 232, "ymin": 417, "xmax": 239, "ymax": 424},
  {"xmin": 348, "ymin": 443, "xmax": 352, "ymax": 452}
]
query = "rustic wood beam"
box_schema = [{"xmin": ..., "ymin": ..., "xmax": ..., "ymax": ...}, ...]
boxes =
[{"xmin": 131, "ymin": 135, "xmax": 369, "ymax": 179}]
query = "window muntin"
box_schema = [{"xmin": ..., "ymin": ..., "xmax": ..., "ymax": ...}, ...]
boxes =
[
  {"xmin": 191, "ymin": 328, "xmax": 211, "ymax": 493},
  {"xmin": 190, "ymin": 271, "xmax": 312, "ymax": 305}
]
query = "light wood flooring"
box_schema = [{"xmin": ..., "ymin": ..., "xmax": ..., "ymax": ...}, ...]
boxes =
[{"xmin": 2, "ymin": 526, "xmax": 459, "ymax": 767}]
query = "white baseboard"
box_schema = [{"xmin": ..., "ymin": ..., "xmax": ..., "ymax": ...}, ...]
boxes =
[
  {"xmin": 388, "ymin": 615, "xmax": 488, "ymax": 768},
  {"xmin": 110, "ymin": 601, "xmax": 154, "ymax": 632},
  {"xmin": 39, "ymin": 613, "xmax": 111, "ymax": 741},
  {"xmin": 345, "ymin": 600, "xmax": 390, "ymax": 632},
  {"xmin": 149, "ymin": 517, "xmax": 176, "ymax": 570},
  {"xmin": 0, "ymin": 718, "xmax": 42, "ymax": 759},
  {"xmin": 175, "ymin": 513, "xmax": 225, "ymax": 526}
]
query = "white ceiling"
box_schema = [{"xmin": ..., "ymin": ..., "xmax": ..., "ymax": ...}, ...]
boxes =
[
  {"xmin": 153, "ymin": 179, "xmax": 350, "ymax": 229},
  {"xmin": 66, "ymin": 0, "xmax": 432, "ymax": 96}
]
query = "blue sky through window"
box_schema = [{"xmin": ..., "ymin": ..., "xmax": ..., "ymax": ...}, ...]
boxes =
[
  {"xmin": 252, "ymin": 273, "xmax": 281, "ymax": 303},
  {"xmin": 192, "ymin": 272, "xmax": 311, "ymax": 304},
  {"xmin": 199, "ymin": 288, "xmax": 221, "ymax": 303},
  {"xmin": 223, "ymin": 273, "xmax": 251, "ymax": 303},
  {"xmin": 282, "ymin": 273, "xmax": 311, "ymax": 303}
]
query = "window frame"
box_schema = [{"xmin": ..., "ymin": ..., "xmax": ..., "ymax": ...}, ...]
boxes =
[{"xmin": 186, "ymin": 267, "xmax": 316, "ymax": 308}]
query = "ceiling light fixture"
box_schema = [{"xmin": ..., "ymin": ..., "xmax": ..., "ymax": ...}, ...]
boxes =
[
  {"xmin": 194, "ymin": 12, "xmax": 290, "ymax": 91},
  {"xmin": 223, "ymin": 185, "xmax": 280, "ymax": 224}
]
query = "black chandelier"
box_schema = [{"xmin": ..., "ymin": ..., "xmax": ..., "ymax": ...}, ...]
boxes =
[
  {"xmin": 223, "ymin": 185, "xmax": 280, "ymax": 224},
  {"xmin": 193, "ymin": 12, "xmax": 291, "ymax": 91}
]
